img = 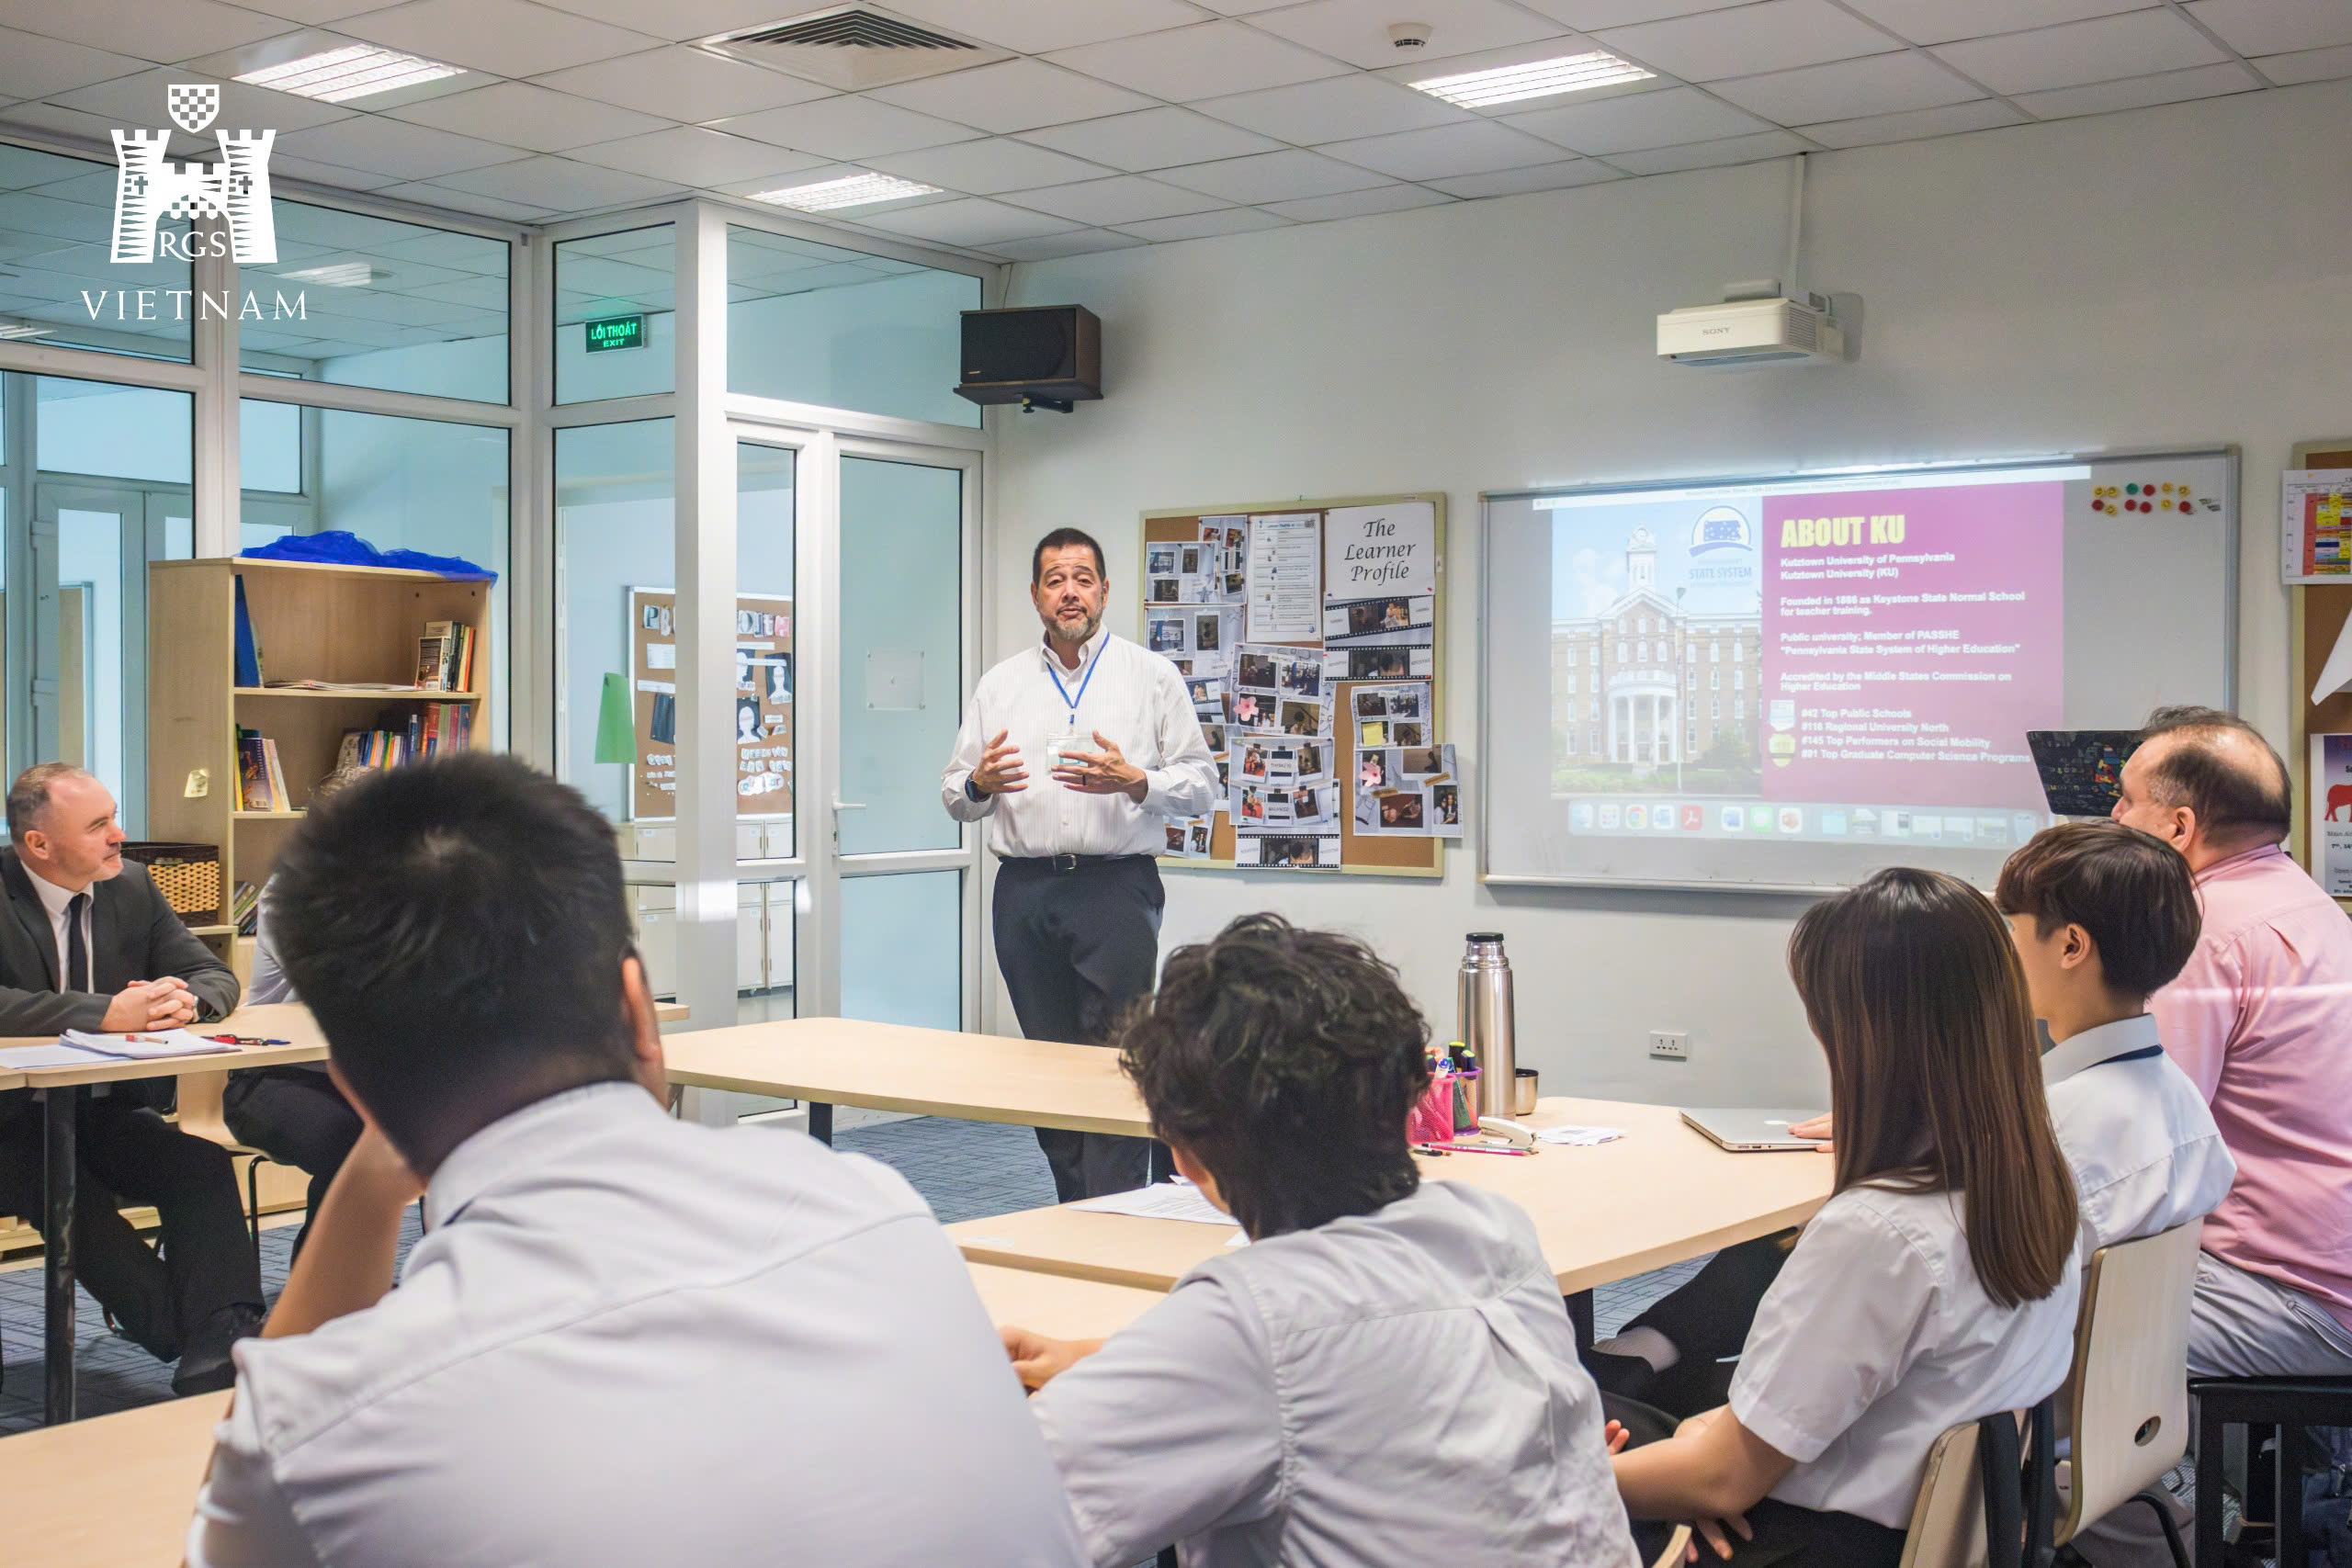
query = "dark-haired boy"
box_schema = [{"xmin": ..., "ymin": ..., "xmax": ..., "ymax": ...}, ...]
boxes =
[
  {"xmin": 999, "ymin": 914, "xmax": 1640, "ymax": 1568},
  {"xmin": 187, "ymin": 755, "xmax": 1084, "ymax": 1568}
]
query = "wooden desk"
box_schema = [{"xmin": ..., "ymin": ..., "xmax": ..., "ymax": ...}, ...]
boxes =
[
  {"xmin": 949, "ymin": 1096, "xmax": 1834, "ymax": 1296},
  {"xmin": 0, "ymin": 1264, "xmax": 1154, "ymax": 1565},
  {"xmin": 654, "ymin": 1001, "xmax": 687, "ymax": 1024},
  {"xmin": 662, "ymin": 1018, "xmax": 1149, "ymax": 1143}
]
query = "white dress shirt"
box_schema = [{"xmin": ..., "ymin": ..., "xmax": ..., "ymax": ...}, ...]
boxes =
[
  {"xmin": 1030, "ymin": 1181, "xmax": 1642, "ymax": 1568},
  {"xmin": 2041, "ymin": 1012, "xmax": 2237, "ymax": 1262},
  {"xmin": 24, "ymin": 863, "xmax": 95, "ymax": 992},
  {"xmin": 187, "ymin": 1081, "xmax": 1087, "ymax": 1568},
  {"xmin": 943, "ymin": 629, "xmax": 1217, "ymax": 859},
  {"xmin": 1729, "ymin": 1185, "xmax": 2081, "ymax": 1530}
]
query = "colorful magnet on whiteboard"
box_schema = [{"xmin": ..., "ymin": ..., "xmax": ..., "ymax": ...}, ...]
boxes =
[{"xmin": 2126, "ymin": 483, "xmax": 2139, "ymax": 494}]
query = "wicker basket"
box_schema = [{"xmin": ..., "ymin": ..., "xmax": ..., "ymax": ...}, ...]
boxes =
[{"xmin": 120, "ymin": 841, "xmax": 223, "ymax": 925}]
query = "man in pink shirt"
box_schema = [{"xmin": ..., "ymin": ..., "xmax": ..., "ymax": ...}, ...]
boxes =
[{"xmin": 2113, "ymin": 705, "xmax": 2352, "ymax": 1382}]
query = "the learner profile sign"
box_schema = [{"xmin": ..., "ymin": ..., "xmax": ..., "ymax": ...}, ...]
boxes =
[{"xmin": 1761, "ymin": 480, "xmax": 2061, "ymax": 808}]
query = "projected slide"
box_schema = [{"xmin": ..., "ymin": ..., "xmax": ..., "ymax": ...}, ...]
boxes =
[{"xmin": 1548, "ymin": 470, "xmax": 2069, "ymax": 849}]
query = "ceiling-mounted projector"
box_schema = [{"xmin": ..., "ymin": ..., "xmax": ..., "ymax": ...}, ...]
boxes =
[{"xmin": 1657, "ymin": 290, "xmax": 1848, "ymax": 368}]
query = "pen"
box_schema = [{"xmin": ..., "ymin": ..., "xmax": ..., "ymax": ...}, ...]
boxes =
[{"xmin": 1415, "ymin": 1142, "xmax": 1535, "ymax": 1157}]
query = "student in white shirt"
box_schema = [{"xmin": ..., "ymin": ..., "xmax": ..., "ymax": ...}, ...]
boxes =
[
  {"xmin": 999, "ymin": 915, "xmax": 1641, "ymax": 1568},
  {"xmin": 1611, "ymin": 869, "xmax": 2082, "ymax": 1566},
  {"xmin": 186, "ymin": 753, "xmax": 1086, "ymax": 1568}
]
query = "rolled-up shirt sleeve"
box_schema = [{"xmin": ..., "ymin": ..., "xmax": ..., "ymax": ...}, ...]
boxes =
[
  {"xmin": 1138, "ymin": 662, "xmax": 1218, "ymax": 820},
  {"xmin": 941, "ymin": 688, "xmax": 1000, "ymax": 824},
  {"xmin": 187, "ymin": 1386, "xmax": 322, "ymax": 1568}
]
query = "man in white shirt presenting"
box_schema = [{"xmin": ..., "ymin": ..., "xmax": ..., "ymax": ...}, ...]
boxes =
[
  {"xmin": 943, "ymin": 528, "xmax": 1217, "ymax": 1201},
  {"xmin": 187, "ymin": 754, "xmax": 1086, "ymax": 1568}
]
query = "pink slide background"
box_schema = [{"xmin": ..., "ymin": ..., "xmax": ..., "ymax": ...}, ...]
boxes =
[{"xmin": 1762, "ymin": 480, "xmax": 2062, "ymax": 807}]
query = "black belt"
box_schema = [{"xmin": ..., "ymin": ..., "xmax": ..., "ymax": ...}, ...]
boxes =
[{"xmin": 999, "ymin": 852, "xmax": 1149, "ymax": 874}]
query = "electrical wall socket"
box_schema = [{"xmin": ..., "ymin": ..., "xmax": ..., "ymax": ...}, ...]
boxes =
[{"xmin": 1649, "ymin": 1031, "xmax": 1690, "ymax": 1062}]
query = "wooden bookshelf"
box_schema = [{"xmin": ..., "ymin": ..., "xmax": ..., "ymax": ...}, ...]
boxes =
[{"xmin": 146, "ymin": 558, "xmax": 490, "ymax": 961}]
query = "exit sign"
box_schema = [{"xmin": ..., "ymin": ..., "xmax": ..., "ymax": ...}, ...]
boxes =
[{"xmin": 584, "ymin": 313, "xmax": 644, "ymax": 353}]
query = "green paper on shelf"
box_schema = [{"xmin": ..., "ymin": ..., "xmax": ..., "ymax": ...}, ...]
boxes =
[{"xmin": 594, "ymin": 672, "xmax": 636, "ymax": 764}]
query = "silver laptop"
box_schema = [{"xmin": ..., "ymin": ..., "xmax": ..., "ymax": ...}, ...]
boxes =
[{"xmin": 1679, "ymin": 1108, "xmax": 1826, "ymax": 1153}]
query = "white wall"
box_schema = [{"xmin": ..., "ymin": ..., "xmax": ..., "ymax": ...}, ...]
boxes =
[{"xmin": 989, "ymin": 80, "xmax": 2352, "ymax": 1107}]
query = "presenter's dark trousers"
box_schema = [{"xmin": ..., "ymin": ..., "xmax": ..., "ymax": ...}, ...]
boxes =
[
  {"xmin": 224, "ymin": 1066, "xmax": 364, "ymax": 1258},
  {"xmin": 0, "ymin": 1092, "xmax": 265, "ymax": 1364},
  {"xmin": 992, "ymin": 853, "xmax": 1164, "ymax": 1202}
]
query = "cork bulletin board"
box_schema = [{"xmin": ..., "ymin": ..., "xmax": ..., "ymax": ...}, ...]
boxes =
[
  {"xmin": 628, "ymin": 588, "xmax": 795, "ymax": 825},
  {"xmin": 1140, "ymin": 492, "xmax": 1452, "ymax": 878}
]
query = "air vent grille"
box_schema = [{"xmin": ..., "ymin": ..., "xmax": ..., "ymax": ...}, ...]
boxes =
[
  {"xmin": 701, "ymin": 6, "xmax": 1010, "ymax": 90},
  {"xmin": 736, "ymin": 11, "xmax": 974, "ymax": 51}
]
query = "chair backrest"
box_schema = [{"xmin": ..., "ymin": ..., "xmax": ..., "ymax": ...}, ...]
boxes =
[
  {"xmin": 2057, "ymin": 1222, "xmax": 2201, "ymax": 1544},
  {"xmin": 1900, "ymin": 1419, "xmax": 1990, "ymax": 1568},
  {"xmin": 1647, "ymin": 1524, "xmax": 1691, "ymax": 1568}
]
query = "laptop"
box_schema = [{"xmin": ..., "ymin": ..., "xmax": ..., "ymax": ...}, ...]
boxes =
[{"xmin": 1679, "ymin": 1108, "xmax": 1826, "ymax": 1153}]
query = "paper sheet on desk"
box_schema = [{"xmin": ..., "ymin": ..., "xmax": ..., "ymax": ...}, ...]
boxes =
[
  {"xmin": 1534, "ymin": 1125, "xmax": 1624, "ymax": 1146},
  {"xmin": 62, "ymin": 1029, "xmax": 236, "ymax": 1060},
  {"xmin": 0, "ymin": 1043, "xmax": 110, "ymax": 1068},
  {"xmin": 1073, "ymin": 1180, "xmax": 1235, "ymax": 1226}
]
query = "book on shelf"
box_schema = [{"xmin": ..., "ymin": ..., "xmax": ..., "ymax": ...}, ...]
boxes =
[
  {"xmin": 261, "ymin": 679, "xmax": 428, "ymax": 693},
  {"xmin": 336, "ymin": 704, "xmax": 474, "ymax": 773},
  {"xmin": 234, "ymin": 729, "xmax": 274, "ymax": 812},
  {"xmin": 418, "ymin": 620, "xmax": 477, "ymax": 694},
  {"xmin": 415, "ymin": 632, "xmax": 450, "ymax": 690},
  {"xmin": 231, "ymin": 881, "xmax": 261, "ymax": 936},
  {"xmin": 233, "ymin": 575, "xmax": 263, "ymax": 687},
  {"xmin": 262, "ymin": 738, "xmax": 288, "ymax": 810}
]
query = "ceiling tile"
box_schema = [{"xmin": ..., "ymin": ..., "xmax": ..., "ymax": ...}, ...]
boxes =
[
  {"xmin": 1932, "ymin": 9, "xmax": 2226, "ymax": 95},
  {"xmin": 1425, "ymin": 156, "xmax": 1621, "ymax": 195},
  {"xmin": 1115, "ymin": 205, "xmax": 1292, "ymax": 240},
  {"xmin": 52, "ymin": 68, "xmax": 358, "ymax": 132},
  {"xmin": 1604, "ymin": 126, "xmax": 1808, "ymax": 170},
  {"xmin": 2184, "ymin": 0, "xmax": 2352, "ymax": 57},
  {"xmin": 0, "ymin": 0, "xmax": 295, "ymax": 62},
  {"xmin": 523, "ymin": 0, "xmax": 812, "ymax": 37},
  {"xmin": 867, "ymin": 137, "xmax": 1113, "ymax": 195},
  {"xmin": 0, "ymin": 29, "xmax": 153, "ymax": 100},
  {"xmin": 0, "ymin": 101, "xmax": 124, "ymax": 143},
  {"xmin": 237, "ymin": 0, "xmax": 384, "ymax": 19},
  {"xmin": 1315, "ymin": 119, "xmax": 1564, "ymax": 179},
  {"xmin": 1046, "ymin": 20, "xmax": 1351, "ymax": 100},
  {"xmin": 854, "ymin": 196, "xmax": 1081, "ymax": 245},
  {"xmin": 374, "ymin": 178, "xmax": 559, "ymax": 220},
  {"xmin": 867, "ymin": 59, "xmax": 1155, "ymax": 134},
  {"xmin": 1017, "ymin": 106, "xmax": 1283, "ymax": 171},
  {"xmin": 1506, "ymin": 85, "xmax": 1769, "ymax": 152},
  {"xmin": 429, "ymin": 152, "xmax": 683, "ymax": 209},
  {"xmin": 2254, "ymin": 41, "xmax": 2352, "ymax": 85},
  {"xmin": 1834, "ymin": 0, "xmax": 2154, "ymax": 47},
  {"xmin": 1249, "ymin": 0, "xmax": 1567, "ymax": 69},
  {"xmin": 1598, "ymin": 0, "xmax": 1905, "ymax": 80},
  {"xmin": 1193, "ymin": 73, "xmax": 1468, "ymax": 142},
  {"xmin": 1264, "ymin": 183, "xmax": 1453, "ymax": 220},
  {"xmin": 532, "ymin": 49, "xmax": 836, "ymax": 122},
  {"xmin": 268, "ymin": 151, "xmax": 408, "ymax": 190},
  {"xmin": 985, "ymin": 228, "xmax": 1147, "ymax": 260},
  {"xmin": 336, "ymin": 0, "xmax": 659, "ymax": 77},
  {"xmin": 1797, "ymin": 97, "xmax": 2026, "ymax": 146},
  {"xmin": 275, "ymin": 116, "xmax": 531, "ymax": 178},
  {"xmin": 1185, "ymin": 0, "xmax": 1295, "ymax": 12},
  {"xmin": 1154, "ymin": 148, "xmax": 1394, "ymax": 200},
  {"xmin": 887, "ymin": 0, "xmax": 1210, "ymax": 54},
  {"xmin": 388, "ymin": 81, "xmax": 673, "ymax": 152},
  {"xmin": 1001, "ymin": 173, "xmax": 1230, "ymax": 224},
  {"xmin": 1512, "ymin": 0, "xmax": 1751, "ymax": 26},
  {"xmin": 569, "ymin": 126, "xmax": 826, "ymax": 184},
  {"xmin": 2010, "ymin": 60, "xmax": 2262, "ymax": 118},
  {"xmin": 1709, "ymin": 51, "xmax": 1984, "ymax": 122},
  {"xmin": 714, "ymin": 96, "xmax": 984, "ymax": 159}
]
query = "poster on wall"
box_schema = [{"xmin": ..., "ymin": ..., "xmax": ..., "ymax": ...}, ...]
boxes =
[
  {"xmin": 2311, "ymin": 733, "xmax": 2352, "ymax": 896},
  {"xmin": 629, "ymin": 588, "xmax": 794, "ymax": 824}
]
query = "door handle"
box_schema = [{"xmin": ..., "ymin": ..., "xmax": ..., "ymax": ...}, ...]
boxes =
[{"xmin": 831, "ymin": 799, "xmax": 866, "ymax": 814}]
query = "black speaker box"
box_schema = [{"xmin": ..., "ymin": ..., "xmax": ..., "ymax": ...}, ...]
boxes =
[{"xmin": 956, "ymin": 305, "xmax": 1101, "ymax": 408}]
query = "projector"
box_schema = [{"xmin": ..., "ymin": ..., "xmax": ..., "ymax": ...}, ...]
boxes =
[{"xmin": 1657, "ymin": 293, "xmax": 1846, "ymax": 368}]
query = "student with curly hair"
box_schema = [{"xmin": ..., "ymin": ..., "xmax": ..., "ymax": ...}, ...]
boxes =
[{"xmin": 999, "ymin": 914, "xmax": 1639, "ymax": 1568}]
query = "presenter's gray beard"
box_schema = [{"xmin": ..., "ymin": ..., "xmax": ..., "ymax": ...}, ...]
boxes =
[{"xmin": 1052, "ymin": 607, "xmax": 1101, "ymax": 644}]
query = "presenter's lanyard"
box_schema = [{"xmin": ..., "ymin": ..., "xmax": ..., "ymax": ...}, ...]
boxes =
[
  {"xmin": 2090, "ymin": 1043, "xmax": 2163, "ymax": 1069},
  {"xmin": 1047, "ymin": 643, "xmax": 1102, "ymax": 734}
]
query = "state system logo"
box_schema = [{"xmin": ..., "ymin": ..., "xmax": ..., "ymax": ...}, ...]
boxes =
[
  {"xmin": 1690, "ymin": 505, "xmax": 1752, "ymax": 555},
  {"xmin": 111, "ymin": 84, "xmax": 278, "ymax": 265}
]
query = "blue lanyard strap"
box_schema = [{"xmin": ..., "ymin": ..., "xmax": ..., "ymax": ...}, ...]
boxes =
[
  {"xmin": 1046, "ymin": 643, "xmax": 1102, "ymax": 720},
  {"xmin": 2093, "ymin": 1043, "xmax": 2165, "ymax": 1068}
]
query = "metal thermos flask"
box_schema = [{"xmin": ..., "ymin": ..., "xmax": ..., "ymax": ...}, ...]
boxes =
[{"xmin": 1457, "ymin": 932, "xmax": 1517, "ymax": 1121}]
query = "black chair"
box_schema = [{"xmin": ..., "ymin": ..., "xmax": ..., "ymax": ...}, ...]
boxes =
[{"xmin": 2188, "ymin": 1374, "xmax": 2352, "ymax": 1566}]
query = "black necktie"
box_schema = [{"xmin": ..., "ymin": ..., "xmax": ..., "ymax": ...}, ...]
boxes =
[{"xmin": 65, "ymin": 893, "xmax": 87, "ymax": 994}]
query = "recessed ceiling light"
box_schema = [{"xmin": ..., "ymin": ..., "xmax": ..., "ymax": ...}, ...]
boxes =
[
  {"xmin": 278, "ymin": 263, "xmax": 383, "ymax": 288},
  {"xmin": 0, "ymin": 323, "xmax": 53, "ymax": 340},
  {"xmin": 236, "ymin": 44, "xmax": 461, "ymax": 104},
  {"xmin": 747, "ymin": 173, "xmax": 941, "ymax": 212},
  {"xmin": 1409, "ymin": 51, "xmax": 1653, "ymax": 109}
]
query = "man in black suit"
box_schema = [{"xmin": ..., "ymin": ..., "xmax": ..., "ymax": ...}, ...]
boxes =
[{"xmin": 0, "ymin": 763, "xmax": 263, "ymax": 1393}]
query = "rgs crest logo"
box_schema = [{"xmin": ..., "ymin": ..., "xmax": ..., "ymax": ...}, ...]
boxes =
[{"xmin": 110, "ymin": 84, "xmax": 278, "ymax": 265}]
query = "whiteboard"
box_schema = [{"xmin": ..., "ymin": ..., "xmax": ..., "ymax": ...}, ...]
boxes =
[{"xmin": 1479, "ymin": 450, "xmax": 2237, "ymax": 894}]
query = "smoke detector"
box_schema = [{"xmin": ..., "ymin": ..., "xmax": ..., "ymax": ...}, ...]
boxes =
[{"xmin": 1388, "ymin": 21, "xmax": 1432, "ymax": 49}]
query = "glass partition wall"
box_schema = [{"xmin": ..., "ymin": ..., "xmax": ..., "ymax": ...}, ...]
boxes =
[{"xmin": 0, "ymin": 120, "xmax": 992, "ymax": 1080}]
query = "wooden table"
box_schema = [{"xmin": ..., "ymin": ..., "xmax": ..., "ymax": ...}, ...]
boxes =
[
  {"xmin": 662, "ymin": 1018, "xmax": 1148, "ymax": 1144},
  {"xmin": 0, "ymin": 1264, "xmax": 1158, "ymax": 1565},
  {"xmin": 949, "ymin": 1096, "xmax": 1834, "ymax": 1297}
]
